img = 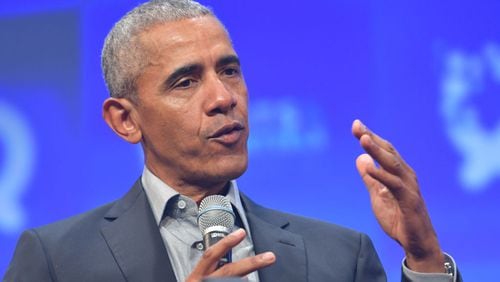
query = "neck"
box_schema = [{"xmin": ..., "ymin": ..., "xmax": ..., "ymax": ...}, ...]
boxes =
[
  {"xmin": 146, "ymin": 165, "xmax": 230, "ymax": 204},
  {"xmin": 176, "ymin": 183, "xmax": 230, "ymax": 204}
]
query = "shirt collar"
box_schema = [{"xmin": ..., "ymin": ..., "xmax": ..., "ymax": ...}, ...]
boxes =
[{"xmin": 141, "ymin": 166, "xmax": 252, "ymax": 238}]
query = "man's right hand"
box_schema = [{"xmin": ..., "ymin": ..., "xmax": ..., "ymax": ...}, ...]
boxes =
[{"xmin": 186, "ymin": 229, "xmax": 276, "ymax": 282}]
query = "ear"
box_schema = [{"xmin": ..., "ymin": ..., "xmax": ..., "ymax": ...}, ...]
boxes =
[{"xmin": 102, "ymin": 97, "xmax": 142, "ymax": 144}]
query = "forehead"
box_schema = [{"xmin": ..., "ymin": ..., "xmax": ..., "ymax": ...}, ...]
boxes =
[{"xmin": 137, "ymin": 16, "xmax": 235, "ymax": 67}]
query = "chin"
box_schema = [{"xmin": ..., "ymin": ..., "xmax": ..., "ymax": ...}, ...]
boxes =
[
  {"xmin": 204, "ymin": 154, "xmax": 248, "ymax": 184},
  {"xmin": 190, "ymin": 167, "xmax": 246, "ymax": 191},
  {"xmin": 219, "ymin": 155, "xmax": 248, "ymax": 179}
]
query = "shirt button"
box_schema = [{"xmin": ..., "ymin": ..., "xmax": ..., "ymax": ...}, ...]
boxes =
[
  {"xmin": 196, "ymin": 242, "xmax": 204, "ymax": 251},
  {"xmin": 177, "ymin": 199, "xmax": 186, "ymax": 210}
]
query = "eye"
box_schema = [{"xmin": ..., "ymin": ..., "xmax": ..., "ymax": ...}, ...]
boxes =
[
  {"xmin": 221, "ymin": 67, "xmax": 240, "ymax": 77},
  {"xmin": 174, "ymin": 78, "xmax": 195, "ymax": 89}
]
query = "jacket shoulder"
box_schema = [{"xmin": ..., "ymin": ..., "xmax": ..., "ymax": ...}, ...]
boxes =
[
  {"xmin": 34, "ymin": 201, "xmax": 115, "ymax": 242},
  {"xmin": 4, "ymin": 202, "xmax": 119, "ymax": 282},
  {"xmin": 241, "ymin": 193, "xmax": 387, "ymax": 281},
  {"xmin": 241, "ymin": 193, "xmax": 365, "ymax": 241}
]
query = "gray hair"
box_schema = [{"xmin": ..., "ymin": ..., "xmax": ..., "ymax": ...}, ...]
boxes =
[{"xmin": 101, "ymin": 0, "xmax": 212, "ymax": 102}]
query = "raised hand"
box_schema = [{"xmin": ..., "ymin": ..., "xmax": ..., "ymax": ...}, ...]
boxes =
[
  {"xmin": 186, "ymin": 229, "xmax": 276, "ymax": 282},
  {"xmin": 352, "ymin": 119, "xmax": 445, "ymax": 273}
]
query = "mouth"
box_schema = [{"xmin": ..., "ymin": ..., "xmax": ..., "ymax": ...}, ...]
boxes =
[{"xmin": 208, "ymin": 121, "xmax": 245, "ymax": 145}]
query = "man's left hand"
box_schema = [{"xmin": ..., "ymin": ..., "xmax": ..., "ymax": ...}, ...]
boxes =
[{"xmin": 352, "ymin": 119, "xmax": 445, "ymax": 273}]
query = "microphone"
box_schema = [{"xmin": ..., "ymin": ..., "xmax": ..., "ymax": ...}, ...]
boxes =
[{"xmin": 197, "ymin": 195, "xmax": 235, "ymax": 267}]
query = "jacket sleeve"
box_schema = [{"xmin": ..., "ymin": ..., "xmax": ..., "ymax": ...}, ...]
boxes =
[
  {"xmin": 3, "ymin": 229, "xmax": 55, "ymax": 282},
  {"xmin": 354, "ymin": 233, "xmax": 387, "ymax": 282}
]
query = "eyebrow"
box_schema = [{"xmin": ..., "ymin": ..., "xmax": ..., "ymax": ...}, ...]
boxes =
[
  {"xmin": 216, "ymin": 55, "xmax": 241, "ymax": 70},
  {"xmin": 163, "ymin": 55, "xmax": 241, "ymax": 89}
]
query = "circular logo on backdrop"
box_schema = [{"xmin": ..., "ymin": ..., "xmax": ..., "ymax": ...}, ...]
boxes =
[
  {"xmin": 0, "ymin": 100, "xmax": 36, "ymax": 233},
  {"xmin": 441, "ymin": 43, "xmax": 500, "ymax": 192}
]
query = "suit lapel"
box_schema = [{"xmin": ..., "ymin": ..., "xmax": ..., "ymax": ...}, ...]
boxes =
[
  {"xmin": 241, "ymin": 194, "xmax": 307, "ymax": 282},
  {"xmin": 100, "ymin": 180, "xmax": 176, "ymax": 282}
]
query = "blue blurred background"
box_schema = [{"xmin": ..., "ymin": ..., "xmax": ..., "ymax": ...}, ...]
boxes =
[{"xmin": 1, "ymin": 0, "xmax": 499, "ymax": 280}]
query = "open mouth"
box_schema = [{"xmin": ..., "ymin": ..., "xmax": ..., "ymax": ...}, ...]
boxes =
[{"xmin": 209, "ymin": 121, "xmax": 245, "ymax": 145}]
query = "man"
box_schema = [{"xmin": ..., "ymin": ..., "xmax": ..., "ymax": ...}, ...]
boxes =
[{"xmin": 4, "ymin": 0, "xmax": 460, "ymax": 281}]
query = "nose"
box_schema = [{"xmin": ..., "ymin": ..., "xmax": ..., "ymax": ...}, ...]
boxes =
[{"xmin": 204, "ymin": 75, "xmax": 237, "ymax": 116}]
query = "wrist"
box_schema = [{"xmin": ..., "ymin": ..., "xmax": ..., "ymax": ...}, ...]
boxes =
[{"xmin": 406, "ymin": 248, "xmax": 445, "ymax": 273}]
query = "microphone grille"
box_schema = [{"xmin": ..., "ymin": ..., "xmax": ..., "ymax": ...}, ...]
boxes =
[{"xmin": 198, "ymin": 195, "xmax": 235, "ymax": 234}]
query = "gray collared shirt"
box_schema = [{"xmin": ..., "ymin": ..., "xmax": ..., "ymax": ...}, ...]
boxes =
[{"xmin": 141, "ymin": 167, "xmax": 259, "ymax": 282}]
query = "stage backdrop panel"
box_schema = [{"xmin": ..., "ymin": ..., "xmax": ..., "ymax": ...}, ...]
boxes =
[{"xmin": 1, "ymin": 1, "xmax": 499, "ymax": 280}]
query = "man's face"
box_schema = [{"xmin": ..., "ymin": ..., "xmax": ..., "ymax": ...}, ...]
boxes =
[{"xmin": 133, "ymin": 16, "xmax": 249, "ymax": 190}]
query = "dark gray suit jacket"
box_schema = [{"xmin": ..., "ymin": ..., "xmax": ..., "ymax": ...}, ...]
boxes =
[{"xmin": 4, "ymin": 180, "xmax": 387, "ymax": 281}]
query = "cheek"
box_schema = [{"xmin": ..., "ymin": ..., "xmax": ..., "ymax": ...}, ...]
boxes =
[
  {"xmin": 157, "ymin": 113, "xmax": 200, "ymax": 142},
  {"xmin": 143, "ymin": 116, "xmax": 205, "ymax": 159},
  {"xmin": 238, "ymin": 97, "xmax": 249, "ymax": 121},
  {"xmin": 141, "ymin": 97, "xmax": 195, "ymax": 129},
  {"xmin": 160, "ymin": 109, "xmax": 204, "ymax": 152},
  {"xmin": 234, "ymin": 87, "xmax": 249, "ymax": 113},
  {"xmin": 138, "ymin": 104, "xmax": 178, "ymax": 141}
]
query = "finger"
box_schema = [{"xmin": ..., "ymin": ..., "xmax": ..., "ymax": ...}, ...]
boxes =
[
  {"xmin": 358, "ymin": 134, "xmax": 404, "ymax": 175},
  {"xmin": 210, "ymin": 251, "xmax": 276, "ymax": 278},
  {"xmin": 190, "ymin": 229, "xmax": 247, "ymax": 278},
  {"xmin": 351, "ymin": 119, "xmax": 366, "ymax": 139},
  {"xmin": 353, "ymin": 119, "xmax": 404, "ymax": 172},
  {"xmin": 352, "ymin": 119, "xmax": 401, "ymax": 157},
  {"xmin": 355, "ymin": 154, "xmax": 385, "ymax": 196},
  {"xmin": 357, "ymin": 154, "xmax": 407, "ymax": 201}
]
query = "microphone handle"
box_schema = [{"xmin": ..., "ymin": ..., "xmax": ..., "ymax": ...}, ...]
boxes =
[{"xmin": 203, "ymin": 230, "xmax": 232, "ymax": 267}]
